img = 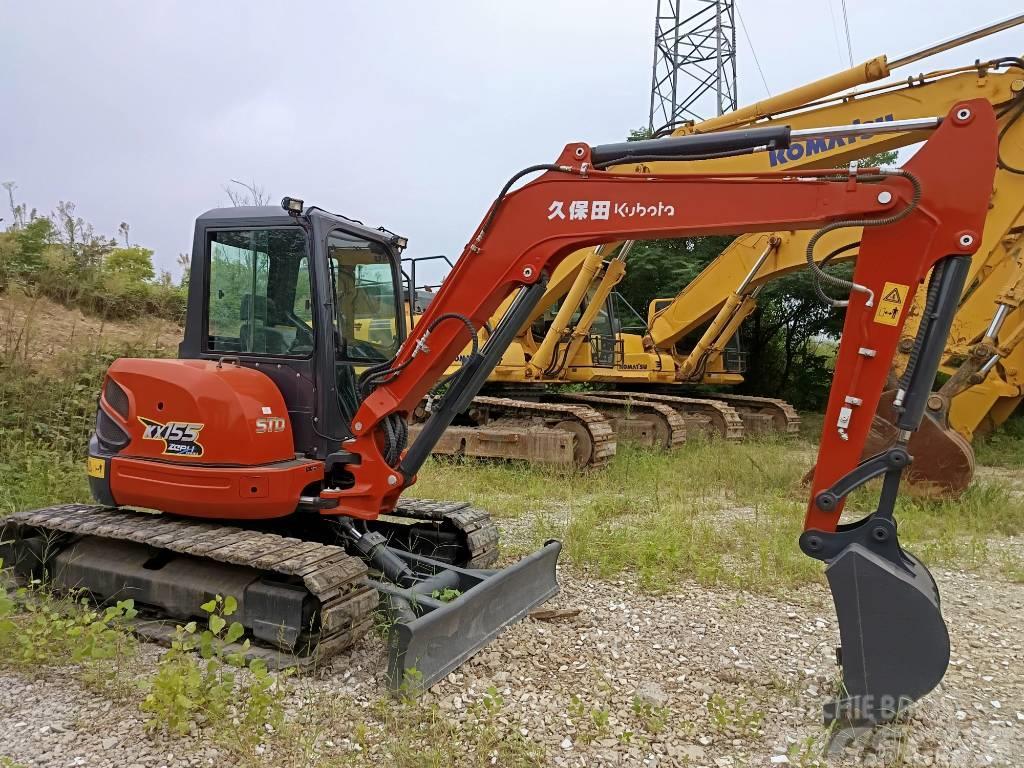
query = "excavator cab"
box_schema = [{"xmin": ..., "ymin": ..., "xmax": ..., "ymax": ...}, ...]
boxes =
[{"xmin": 177, "ymin": 201, "xmax": 408, "ymax": 457}]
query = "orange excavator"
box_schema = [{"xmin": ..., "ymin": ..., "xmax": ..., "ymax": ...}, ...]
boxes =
[{"xmin": 1, "ymin": 101, "xmax": 997, "ymax": 727}]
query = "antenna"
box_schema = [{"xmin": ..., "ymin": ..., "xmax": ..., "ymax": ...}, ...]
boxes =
[{"xmin": 648, "ymin": 0, "xmax": 738, "ymax": 134}]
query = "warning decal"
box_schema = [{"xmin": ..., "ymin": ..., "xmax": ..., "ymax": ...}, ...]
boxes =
[{"xmin": 873, "ymin": 281, "xmax": 910, "ymax": 326}]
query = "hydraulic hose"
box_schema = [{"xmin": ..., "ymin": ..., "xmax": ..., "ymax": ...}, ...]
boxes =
[
  {"xmin": 897, "ymin": 258, "xmax": 947, "ymax": 398},
  {"xmin": 996, "ymin": 84, "xmax": 1024, "ymax": 175},
  {"xmin": 356, "ymin": 312, "xmax": 476, "ymax": 468},
  {"xmin": 358, "ymin": 313, "xmax": 479, "ymax": 398},
  {"xmin": 805, "ymin": 169, "xmax": 923, "ymax": 307}
]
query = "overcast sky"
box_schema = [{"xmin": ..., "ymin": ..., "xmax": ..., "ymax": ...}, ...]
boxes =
[{"xmin": 1, "ymin": 2, "xmax": 1019, "ymax": 283}]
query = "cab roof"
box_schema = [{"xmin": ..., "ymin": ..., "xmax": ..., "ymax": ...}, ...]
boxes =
[{"xmin": 196, "ymin": 205, "xmax": 402, "ymax": 246}]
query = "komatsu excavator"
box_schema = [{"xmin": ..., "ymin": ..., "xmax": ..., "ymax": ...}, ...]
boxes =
[
  {"xmin": 641, "ymin": 59, "xmax": 1024, "ymax": 493},
  {"xmin": 1, "ymin": 101, "xmax": 998, "ymax": 726},
  {"xmin": 409, "ymin": 18, "xmax": 1024, "ymax": 469}
]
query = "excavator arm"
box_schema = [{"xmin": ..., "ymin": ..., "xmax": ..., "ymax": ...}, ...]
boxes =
[{"xmin": 331, "ymin": 101, "xmax": 996, "ymax": 724}]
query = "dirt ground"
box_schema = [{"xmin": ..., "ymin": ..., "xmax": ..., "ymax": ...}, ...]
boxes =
[
  {"xmin": 0, "ymin": 542, "xmax": 1019, "ymax": 768},
  {"xmin": 0, "ymin": 293, "xmax": 180, "ymax": 367}
]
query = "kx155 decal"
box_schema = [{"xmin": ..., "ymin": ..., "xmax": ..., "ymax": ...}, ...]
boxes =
[{"xmin": 138, "ymin": 417, "xmax": 205, "ymax": 457}]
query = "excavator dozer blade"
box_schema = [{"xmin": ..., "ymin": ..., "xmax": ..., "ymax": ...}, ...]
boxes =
[
  {"xmin": 825, "ymin": 542, "xmax": 950, "ymax": 727},
  {"xmin": 370, "ymin": 540, "xmax": 561, "ymax": 693},
  {"xmin": 863, "ymin": 390, "xmax": 975, "ymax": 495}
]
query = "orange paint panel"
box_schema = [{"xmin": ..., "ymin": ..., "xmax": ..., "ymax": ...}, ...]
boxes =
[
  {"xmin": 106, "ymin": 358, "xmax": 295, "ymax": 467},
  {"xmin": 109, "ymin": 455, "xmax": 322, "ymax": 520}
]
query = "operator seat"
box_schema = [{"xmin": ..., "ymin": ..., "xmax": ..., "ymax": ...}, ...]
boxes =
[{"xmin": 239, "ymin": 294, "xmax": 289, "ymax": 355}]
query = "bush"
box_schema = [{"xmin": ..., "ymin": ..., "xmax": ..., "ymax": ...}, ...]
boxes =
[
  {"xmin": 0, "ymin": 573, "xmax": 137, "ymax": 668},
  {"xmin": 0, "ymin": 192, "xmax": 185, "ymax": 324},
  {"xmin": 141, "ymin": 595, "xmax": 288, "ymax": 737}
]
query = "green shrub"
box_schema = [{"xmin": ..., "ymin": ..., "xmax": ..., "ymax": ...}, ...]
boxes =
[
  {"xmin": 141, "ymin": 594, "xmax": 289, "ymax": 737},
  {"xmin": 0, "ymin": 572, "xmax": 137, "ymax": 667}
]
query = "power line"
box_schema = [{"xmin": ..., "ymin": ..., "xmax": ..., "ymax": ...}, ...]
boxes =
[
  {"xmin": 839, "ymin": 0, "xmax": 855, "ymax": 66},
  {"xmin": 736, "ymin": 6, "xmax": 771, "ymax": 97},
  {"xmin": 825, "ymin": 0, "xmax": 846, "ymax": 69}
]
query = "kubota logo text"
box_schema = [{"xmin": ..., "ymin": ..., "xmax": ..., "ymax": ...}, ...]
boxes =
[
  {"xmin": 139, "ymin": 417, "xmax": 205, "ymax": 457},
  {"xmin": 547, "ymin": 200, "xmax": 676, "ymax": 221}
]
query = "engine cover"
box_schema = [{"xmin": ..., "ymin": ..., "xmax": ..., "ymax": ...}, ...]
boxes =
[
  {"xmin": 88, "ymin": 358, "xmax": 324, "ymax": 520},
  {"xmin": 104, "ymin": 358, "xmax": 295, "ymax": 466}
]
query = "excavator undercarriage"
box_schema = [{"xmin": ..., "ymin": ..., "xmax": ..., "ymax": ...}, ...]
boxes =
[{"xmin": 1, "ymin": 499, "xmax": 558, "ymax": 691}]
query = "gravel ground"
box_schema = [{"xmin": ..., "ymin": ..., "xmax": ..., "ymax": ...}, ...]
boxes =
[{"xmin": 0, "ymin": 556, "xmax": 1020, "ymax": 768}]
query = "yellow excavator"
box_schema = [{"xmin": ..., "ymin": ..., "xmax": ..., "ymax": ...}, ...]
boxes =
[{"xmin": 408, "ymin": 23, "xmax": 1024, "ymax": 475}]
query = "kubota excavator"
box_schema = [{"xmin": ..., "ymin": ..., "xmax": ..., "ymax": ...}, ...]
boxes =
[{"xmin": 1, "ymin": 101, "xmax": 997, "ymax": 726}]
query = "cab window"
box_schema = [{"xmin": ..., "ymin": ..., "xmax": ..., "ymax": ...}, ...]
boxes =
[
  {"xmin": 327, "ymin": 231, "xmax": 401, "ymax": 363},
  {"xmin": 206, "ymin": 228, "xmax": 314, "ymax": 356}
]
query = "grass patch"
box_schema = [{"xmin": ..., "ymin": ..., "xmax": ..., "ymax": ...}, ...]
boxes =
[
  {"xmin": 412, "ymin": 431, "xmax": 1024, "ymax": 591},
  {"xmin": 0, "ymin": 336, "xmax": 169, "ymax": 515},
  {"xmin": 410, "ymin": 434, "xmax": 807, "ymax": 515},
  {"xmin": 409, "ymin": 437, "xmax": 823, "ymax": 592},
  {"xmin": 226, "ymin": 684, "xmax": 544, "ymax": 767},
  {"xmin": 0, "ymin": 441, "xmax": 88, "ymax": 515},
  {"xmin": 974, "ymin": 428, "xmax": 1024, "ymax": 468}
]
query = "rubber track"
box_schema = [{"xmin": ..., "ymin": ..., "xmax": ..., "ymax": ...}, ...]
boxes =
[
  {"xmin": 2, "ymin": 504, "xmax": 377, "ymax": 659},
  {"xmin": 551, "ymin": 393, "xmax": 687, "ymax": 449},
  {"xmin": 469, "ymin": 395, "xmax": 617, "ymax": 468},
  {"xmin": 709, "ymin": 393, "xmax": 801, "ymax": 434},
  {"xmin": 596, "ymin": 391, "xmax": 745, "ymax": 441},
  {"xmin": 391, "ymin": 499, "xmax": 500, "ymax": 569}
]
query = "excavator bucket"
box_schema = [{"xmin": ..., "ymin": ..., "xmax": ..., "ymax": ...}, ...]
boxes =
[
  {"xmin": 862, "ymin": 390, "xmax": 975, "ymax": 496},
  {"xmin": 808, "ymin": 519, "xmax": 950, "ymax": 727},
  {"xmin": 369, "ymin": 540, "xmax": 562, "ymax": 693}
]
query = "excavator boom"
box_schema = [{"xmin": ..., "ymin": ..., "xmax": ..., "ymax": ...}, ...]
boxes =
[{"xmin": 410, "ymin": 54, "xmax": 1024, "ymax": 467}]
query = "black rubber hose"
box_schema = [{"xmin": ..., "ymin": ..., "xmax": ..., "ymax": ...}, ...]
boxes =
[
  {"xmin": 805, "ymin": 170, "xmax": 922, "ymax": 307},
  {"xmin": 592, "ymin": 146, "xmax": 763, "ymax": 170},
  {"xmin": 359, "ymin": 313, "xmax": 479, "ymax": 398},
  {"xmin": 480, "ymin": 165, "xmax": 575, "ymax": 237},
  {"xmin": 996, "ymin": 90, "xmax": 1024, "ymax": 175}
]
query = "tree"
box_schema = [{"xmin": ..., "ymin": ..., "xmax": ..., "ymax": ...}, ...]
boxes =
[
  {"xmin": 118, "ymin": 221, "xmax": 131, "ymax": 246},
  {"xmin": 176, "ymin": 252, "xmax": 192, "ymax": 290},
  {"xmin": 617, "ymin": 235, "xmax": 733, "ymax": 324},
  {"xmin": 104, "ymin": 246, "xmax": 155, "ymax": 282},
  {"xmin": 224, "ymin": 179, "xmax": 271, "ymax": 207},
  {"xmin": 2, "ymin": 181, "xmax": 26, "ymax": 229},
  {"xmin": 13, "ymin": 217, "xmax": 54, "ymax": 275}
]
